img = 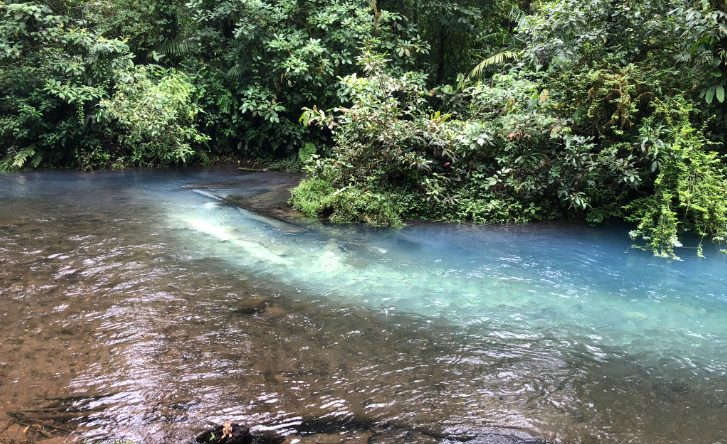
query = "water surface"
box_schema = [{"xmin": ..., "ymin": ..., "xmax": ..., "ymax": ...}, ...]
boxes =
[{"xmin": 0, "ymin": 167, "xmax": 725, "ymax": 443}]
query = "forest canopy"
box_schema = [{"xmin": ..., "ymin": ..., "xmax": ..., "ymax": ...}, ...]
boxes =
[{"xmin": 1, "ymin": 0, "xmax": 726, "ymax": 257}]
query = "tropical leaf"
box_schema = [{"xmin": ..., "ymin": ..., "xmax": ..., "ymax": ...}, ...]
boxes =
[
  {"xmin": 468, "ymin": 51, "xmax": 519, "ymax": 79},
  {"xmin": 706, "ymin": 85, "xmax": 716, "ymax": 104},
  {"xmin": 30, "ymin": 151, "xmax": 44, "ymax": 168},
  {"xmin": 226, "ymin": 64, "xmax": 242, "ymax": 78},
  {"xmin": 155, "ymin": 37, "xmax": 198, "ymax": 56},
  {"xmin": 12, "ymin": 147, "xmax": 35, "ymax": 168}
]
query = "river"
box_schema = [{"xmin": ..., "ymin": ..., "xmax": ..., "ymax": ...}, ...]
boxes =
[{"xmin": 0, "ymin": 167, "xmax": 725, "ymax": 444}]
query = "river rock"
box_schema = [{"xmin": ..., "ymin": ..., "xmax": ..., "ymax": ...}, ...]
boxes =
[
  {"xmin": 233, "ymin": 297, "xmax": 270, "ymax": 315},
  {"xmin": 196, "ymin": 423, "xmax": 286, "ymax": 444},
  {"xmin": 196, "ymin": 423, "xmax": 252, "ymax": 444},
  {"xmin": 252, "ymin": 430, "xmax": 287, "ymax": 444}
]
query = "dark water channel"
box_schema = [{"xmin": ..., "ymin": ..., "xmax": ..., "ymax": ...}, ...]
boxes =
[{"xmin": 1, "ymin": 167, "xmax": 726, "ymax": 444}]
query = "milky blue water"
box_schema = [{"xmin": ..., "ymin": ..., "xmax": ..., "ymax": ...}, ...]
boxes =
[{"xmin": 1, "ymin": 167, "xmax": 726, "ymax": 443}]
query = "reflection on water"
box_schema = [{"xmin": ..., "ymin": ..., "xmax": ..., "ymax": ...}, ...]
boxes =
[{"xmin": 0, "ymin": 167, "xmax": 726, "ymax": 444}]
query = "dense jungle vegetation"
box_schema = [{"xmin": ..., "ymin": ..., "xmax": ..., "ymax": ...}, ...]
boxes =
[{"xmin": 1, "ymin": 0, "xmax": 727, "ymax": 256}]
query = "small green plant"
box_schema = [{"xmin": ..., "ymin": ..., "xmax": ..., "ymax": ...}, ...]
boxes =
[
  {"xmin": 290, "ymin": 179, "xmax": 404, "ymax": 226},
  {"xmin": 298, "ymin": 142, "xmax": 317, "ymax": 163}
]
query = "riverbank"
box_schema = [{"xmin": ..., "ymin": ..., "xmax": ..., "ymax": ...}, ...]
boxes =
[{"xmin": 182, "ymin": 171, "xmax": 304, "ymax": 225}]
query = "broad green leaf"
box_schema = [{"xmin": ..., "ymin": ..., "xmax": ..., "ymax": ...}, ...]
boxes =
[{"xmin": 706, "ymin": 86, "xmax": 716, "ymax": 104}]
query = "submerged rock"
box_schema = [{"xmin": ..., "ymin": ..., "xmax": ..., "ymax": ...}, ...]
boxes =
[
  {"xmin": 282, "ymin": 431, "xmax": 373, "ymax": 444},
  {"xmin": 196, "ymin": 422, "xmax": 252, "ymax": 444},
  {"xmin": 253, "ymin": 431, "xmax": 288, "ymax": 444},
  {"xmin": 233, "ymin": 296, "xmax": 270, "ymax": 315},
  {"xmin": 196, "ymin": 422, "xmax": 286, "ymax": 444}
]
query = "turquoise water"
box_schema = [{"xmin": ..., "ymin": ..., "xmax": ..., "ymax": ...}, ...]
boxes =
[
  {"xmin": 1, "ymin": 167, "xmax": 725, "ymax": 443},
  {"xmin": 170, "ymin": 173, "xmax": 727, "ymax": 367}
]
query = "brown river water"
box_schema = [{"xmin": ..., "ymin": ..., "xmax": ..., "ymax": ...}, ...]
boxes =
[{"xmin": 1, "ymin": 167, "xmax": 726, "ymax": 444}]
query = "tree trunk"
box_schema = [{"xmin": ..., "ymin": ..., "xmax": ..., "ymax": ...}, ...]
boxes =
[{"xmin": 436, "ymin": 25, "xmax": 448, "ymax": 84}]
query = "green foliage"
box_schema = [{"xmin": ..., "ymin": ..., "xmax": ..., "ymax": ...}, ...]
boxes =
[
  {"xmin": 672, "ymin": 3, "xmax": 727, "ymax": 110},
  {"xmin": 178, "ymin": 0, "xmax": 430, "ymax": 157},
  {"xmin": 100, "ymin": 66, "xmax": 209, "ymax": 166},
  {"xmin": 295, "ymin": 55, "xmax": 644, "ymax": 225},
  {"xmin": 0, "ymin": 0, "xmax": 133, "ymax": 169},
  {"xmin": 293, "ymin": 37, "xmax": 727, "ymax": 256},
  {"xmin": 299, "ymin": 142, "xmax": 317, "ymax": 163},
  {"xmin": 295, "ymin": 55, "xmax": 561, "ymax": 224},
  {"xmin": 469, "ymin": 51, "xmax": 520, "ymax": 78},
  {"xmin": 293, "ymin": 51, "xmax": 457, "ymax": 222},
  {"xmin": 290, "ymin": 178, "xmax": 403, "ymax": 226},
  {"xmin": 625, "ymin": 101, "xmax": 727, "ymax": 258},
  {"xmin": 2, "ymin": 0, "xmax": 726, "ymax": 257},
  {"xmin": 290, "ymin": 178, "xmax": 336, "ymax": 217},
  {"xmin": 91, "ymin": 0, "xmax": 188, "ymax": 62}
]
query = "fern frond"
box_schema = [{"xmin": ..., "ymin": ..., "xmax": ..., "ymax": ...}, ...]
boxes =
[
  {"xmin": 155, "ymin": 37, "xmax": 198, "ymax": 56},
  {"xmin": 227, "ymin": 64, "xmax": 242, "ymax": 78},
  {"xmin": 30, "ymin": 151, "xmax": 44, "ymax": 168},
  {"xmin": 675, "ymin": 52, "xmax": 692, "ymax": 63},
  {"xmin": 12, "ymin": 147, "xmax": 35, "ymax": 168},
  {"xmin": 469, "ymin": 50, "xmax": 519, "ymax": 79},
  {"xmin": 509, "ymin": 6, "xmax": 526, "ymax": 26}
]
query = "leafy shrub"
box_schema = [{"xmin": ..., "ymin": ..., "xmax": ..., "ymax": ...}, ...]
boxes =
[
  {"xmin": 624, "ymin": 100, "xmax": 727, "ymax": 258},
  {"xmin": 100, "ymin": 66, "xmax": 209, "ymax": 166},
  {"xmin": 290, "ymin": 178, "xmax": 403, "ymax": 226},
  {"xmin": 0, "ymin": 1, "xmax": 132, "ymax": 169},
  {"xmin": 298, "ymin": 142, "xmax": 317, "ymax": 163},
  {"xmin": 292, "ymin": 49, "xmax": 727, "ymax": 257}
]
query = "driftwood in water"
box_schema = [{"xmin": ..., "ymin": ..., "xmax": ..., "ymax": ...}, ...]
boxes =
[{"xmin": 2, "ymin": 394, "xmax": 115, "ymax": 442}]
